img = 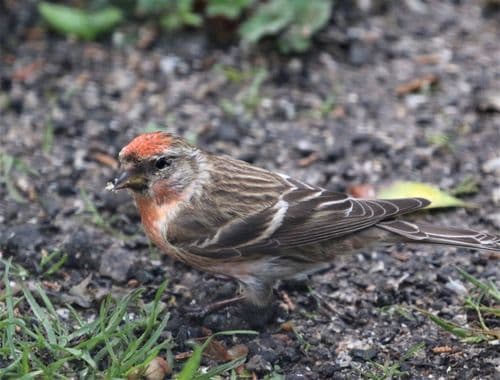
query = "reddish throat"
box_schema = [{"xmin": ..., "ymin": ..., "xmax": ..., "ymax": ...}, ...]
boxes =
[{"xmin": 133, "ymin": 182, "xmax": 182, "ymax": 249}]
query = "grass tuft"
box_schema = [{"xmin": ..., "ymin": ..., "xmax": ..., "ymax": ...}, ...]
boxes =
[
  {"xmin": 1, "ymin": 260, "xmax": 173, "ymax": 378},
  {"xmin": 1, "ymin": 260, "xmax": 258, "ymax": 378},
  {"xmin": 356, "ymin": 342, "xmax": 425, "ymax": 380},
  {"xmin": 418, "ymin": 267, "xmax": 500, "ymax": 343}
]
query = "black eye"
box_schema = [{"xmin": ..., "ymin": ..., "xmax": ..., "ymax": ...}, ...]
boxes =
[{"xmin": 155, "ymin": 157, "xmax": 171, "ymax": 170}]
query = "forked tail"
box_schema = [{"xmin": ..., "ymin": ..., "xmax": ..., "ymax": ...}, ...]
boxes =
[{"xmin": 378, "ymin": 220, "xmax": 500, "ymax": 252}]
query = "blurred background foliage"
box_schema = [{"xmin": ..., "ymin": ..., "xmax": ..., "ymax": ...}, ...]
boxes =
[{"xmin": 38, "ymin": 0, "xmax": 333, "ymax": 53}]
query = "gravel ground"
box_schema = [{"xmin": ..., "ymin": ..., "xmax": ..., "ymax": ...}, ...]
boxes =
[{"xmin": 1, "ymin": 0, "xmax": 499, "ymax": 378}]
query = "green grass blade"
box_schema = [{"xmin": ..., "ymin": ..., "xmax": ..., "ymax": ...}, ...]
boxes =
[
  {"xmin": 16, "ymin": 372, "xmax": 44, "ymax": 380},
  {"xmin": 121, "ymin": 280, "xmax": 168, "ymax": 364},
  {"xmin": 177, "ymin": 344, "xmax": 204, "ymax": 380},
  {"xmin": 194, "ymin": 356, "xmax": 247, "ymax": 380},
  {"xmin": 401, "ymin": 342, "xmax": 425, "ymax": 361},
  {"xmin": 122, "ymin": 314, "xmax": 170, "ymax": 368},
  {"xmin": 2, "ymin": 259, "xmax": 16, "ymax": 355},
  {"xmin": 35, "ymin": 283, "xmax": 67, "ymax": 341},
  {"xmin": 22, "ymin": 286, "xmax": 57, "ymax": 346},
  {"xmin": 67, "ymin": 319, "xmax": 100, "ymax": 343},
  {"xmin": 0, "ymin": 356, "xmax": 23, "ymax": 377},
  {"xmin": 59, "ymin": 346, "xmax": 97, "ymax": 369},
  {"xmin": 417, "ymin": 308, "xmax": 470, "ymax": 338},
  {"xmin": 456, "ymin": 267, "xmax": 500, "ymax": 302},
  {"xmin": 178, "ymin": 330, "xmax": 257, "ymax": 379},
  {"xmin": 473, "ymin": 306, "xmax": 500, "ymax": 317}
]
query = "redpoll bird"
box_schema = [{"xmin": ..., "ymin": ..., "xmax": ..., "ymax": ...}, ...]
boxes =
[{"xmin": 111, "ymin": 131, "xmax": 500, "ymax": 311}]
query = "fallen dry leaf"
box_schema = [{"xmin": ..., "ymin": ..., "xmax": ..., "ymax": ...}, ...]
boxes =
[
  {"xmin": 432, "ymin": 346, "xmax": 453, "ymax": 354},
  {"xmin": 91, "ymin": 152, "xmax": 119, "ymax": 169},
  {"xmin": 226, "ymin": 344, "xmax": 249, "ymax": 360},
  {"xmin": 377, "ymin": 181, "xmax": 473, "ymax": 209},
  {"xmin": 280, "ymin": 321, "xmax": 296, "ymax": 333},
  {"xmin": 332, "ymin": 105, "xmax": 346, "ymax": 118},
  {"xmin": 12, "ymin": 59, "xmax": 45, "ymax": 82},
  {"xmin": 298, "ymin": 152, "xmax": 319, "ymax": 168},
  {"xmin": 204, "ymin": 339, "xmax": 230, "ymax": 361},
  {"xmin": 42, "ymin": 280, "xmax": 61, "ymax": 292},
  {"xmin": 348, "ymin": 184, "xmax": 376, "ymax": 199},
  {"xmin": 395, "ymin": 74, "xmax": 439, "ymax": 96},
  {"xmin": 414, "ymin": 53, "xmax": 442, "ymax": 65},
  {"xmin": 178, "ymin": 338, "xmax": 249, "ymax": 363},
  {"xmin": 65, "ymin": 274, "xmax": 93, "ymax": 308},
  {"xmin": 272, "ymin": 333, "xmax": 294, "ymax": 346},
  {"xmin": 390, "ymin": 250, "xmax": 411, "ymax": 262},
  {"xmin": 486, "ymin": 251, "xmax": 500, "ymax": 260},
  {"xmin": 200, "ymin": 326, "xmax": 213, "ymax": 336}
]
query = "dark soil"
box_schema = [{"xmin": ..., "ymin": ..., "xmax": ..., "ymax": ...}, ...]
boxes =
[{"xmin": 1, "ymin": 0, "xmax": 499, "ymax": 378}]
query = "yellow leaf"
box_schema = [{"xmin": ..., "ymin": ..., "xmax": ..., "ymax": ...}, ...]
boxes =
[{"xmin": 377, "ymin": 181, "xmax": 474, "ymax": 209}]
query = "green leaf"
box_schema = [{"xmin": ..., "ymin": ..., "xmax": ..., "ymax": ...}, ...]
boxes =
[
  {"xmin": 136, "ymin": 0, "xmax": 170, "ymax": 15},
  {"xmin": 88, "ymin": 7, "xmax": 124, "ymax": 35},
  {"xmin": 160, "ymin": 0, "xmax": 202, "ymax": 30},
  {"xmin": 206, "ymin": 0, "xmax": 252, "ymax": 19},
  {"xmin": 239, "ymin": 0, "xmax": 294, "ymax": 43},
  {"xmin": 178, "ymin": 0, "xmax": 202, "ymax": 27},
  {"xmin": 39, "ymin": 2, "xmax": 123, "ymax": 40},
  {"xmin": 377, "ymin": 181, "xmax": 473, "ymax": 209},
  {"xmin": 279, "ymin": 0, "xmax": 332, "ymax": 53}
]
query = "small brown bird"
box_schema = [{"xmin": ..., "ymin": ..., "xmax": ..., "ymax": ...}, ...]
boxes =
[{"xmin": 111, "ymin": 131, "xmax": 500, "ymax": 313}]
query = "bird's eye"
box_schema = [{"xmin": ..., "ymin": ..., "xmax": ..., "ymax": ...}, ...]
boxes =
[{"xmin": 155, "ymin": 157, "xmax": 172, "ymax": 170}]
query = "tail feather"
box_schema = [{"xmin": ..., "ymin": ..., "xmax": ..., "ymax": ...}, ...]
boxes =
[{"xmin": 378, "ymin": 220, "xmax": 500, "ymax": 252}]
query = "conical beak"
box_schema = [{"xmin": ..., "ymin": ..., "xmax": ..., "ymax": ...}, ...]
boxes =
[{"xmin": 113, "ymin": 170, "xmax": 146, "ymax": 191}]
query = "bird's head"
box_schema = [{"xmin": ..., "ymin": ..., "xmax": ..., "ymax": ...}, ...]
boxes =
[{"xmin": 112, "ymin": 132, "xmax": 199, "ymax": 199}]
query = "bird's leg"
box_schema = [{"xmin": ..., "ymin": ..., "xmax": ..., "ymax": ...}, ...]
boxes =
[
  {"xmin": 185, "ymin": 280, "xmax": 276, "ymax": 327},
  {"xmin": 237, "ymin": 281, "xmax": 277, "ymax": 328}
]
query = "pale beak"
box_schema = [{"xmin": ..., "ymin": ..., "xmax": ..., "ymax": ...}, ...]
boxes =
[{"xmin": 113, "ymin": 170, "xmax": 146, "ymax": 191}]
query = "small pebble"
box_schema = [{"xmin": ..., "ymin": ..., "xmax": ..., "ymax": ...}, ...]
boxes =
[
  {"xmin": 482, "ymin": 157, "xmax": 500, "ymax": 174},
  {"xmin": 246, "ymin": 355, "xmax": 272, "ymax": 373}
]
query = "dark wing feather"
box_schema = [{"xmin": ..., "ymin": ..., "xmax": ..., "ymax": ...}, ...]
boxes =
[
  {"xmin": 378, "ymin": 220, "xmax": 500, "ymax": 251},
  {"xmin": 252, "ymin": 195, "xmax": 428, "ymax": 248},
  {"xmin": 178, "ymin": 180, "xmax": 430, "ymax": 258}
]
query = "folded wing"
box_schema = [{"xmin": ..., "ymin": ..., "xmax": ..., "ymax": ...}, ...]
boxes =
[{"xmin": 178, "ymin": 178, "xmax": 430, "ymax": 258}]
